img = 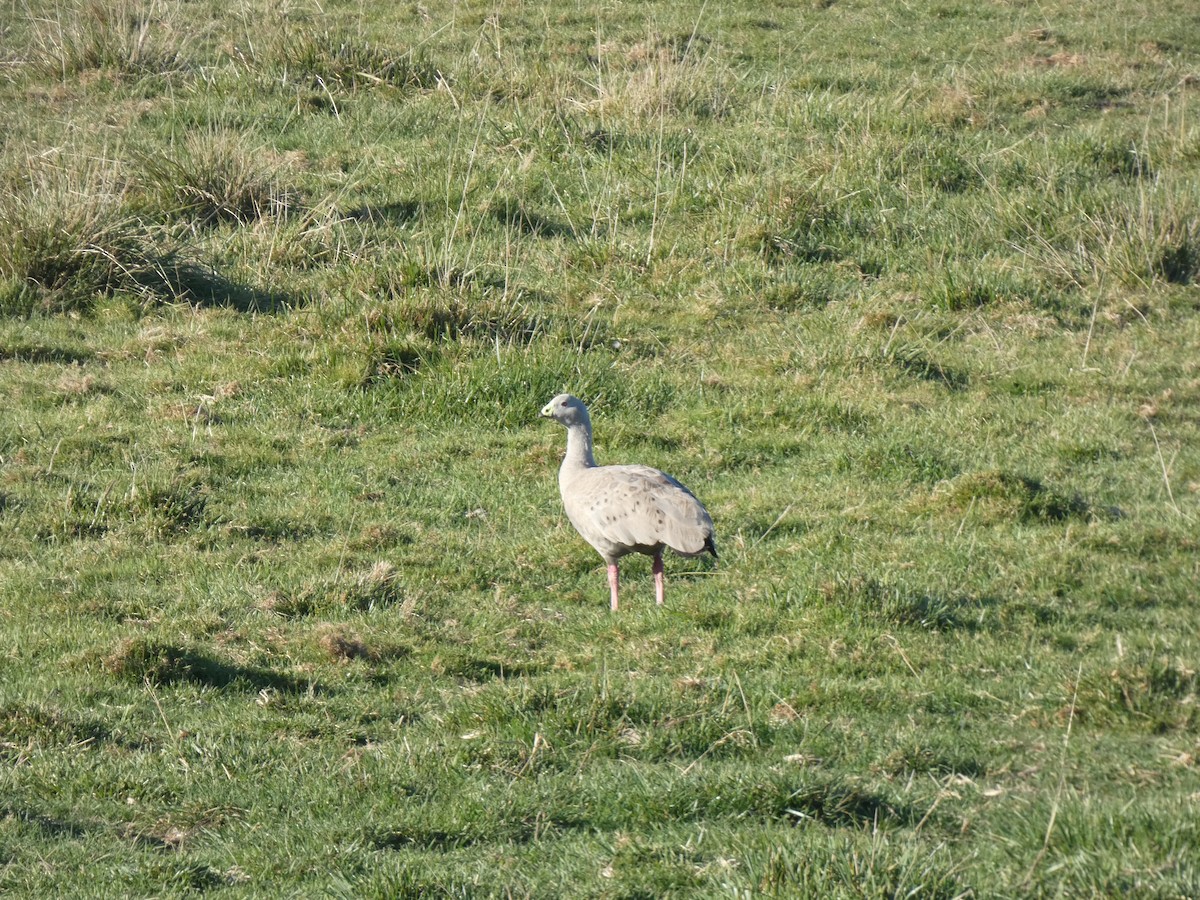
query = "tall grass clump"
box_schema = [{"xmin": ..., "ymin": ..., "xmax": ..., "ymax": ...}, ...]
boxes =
[
  {"xmin": 584, "ymin": 31, "xmax": 742, "ymax": 120},
  {"xmin": 136, "ymin": 130, "xmax": 302, "ymax": 228},
  {"xmin": 26, "ymin": 0, "xmax": 188, "ymax": 79},
  {"xmin": 271, "ymin": 27, "xmax": 442, "ymax": 92},
  {"xmin": 0, "ymin": 160, "xmax": 174, "ymax": 314},
  {"xmin": 1120, "ymin": 187, "xmax": 1200, "ymax": 287},
  {"xmin": 1029, "ymin": 183, "xmax": 1200, "ymax": 293}
]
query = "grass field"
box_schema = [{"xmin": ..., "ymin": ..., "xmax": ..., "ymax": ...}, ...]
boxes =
[{"xmin": 1, "ymin": 0, "xmax": 1199, "ymax": 895}]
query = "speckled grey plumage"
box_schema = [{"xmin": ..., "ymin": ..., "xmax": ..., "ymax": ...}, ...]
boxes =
[{"xmin": 540, "ymin": 393, "xmax": 716, "ymax": 610}]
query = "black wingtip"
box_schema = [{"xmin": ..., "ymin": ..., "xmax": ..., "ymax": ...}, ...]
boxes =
[{"xmin": 705, "ymin": 535, "xmax": 718, "ymax": 559}]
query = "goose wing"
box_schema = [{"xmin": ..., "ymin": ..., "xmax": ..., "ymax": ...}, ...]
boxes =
[{"xmin": 562, "ymin": 464, "xmax": 715, "ymax": 559}]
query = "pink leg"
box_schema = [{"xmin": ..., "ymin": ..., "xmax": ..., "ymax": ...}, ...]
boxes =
[
  {"xmin": 653, "ymin": 552, "xmax": 665, "ymax": 606},
  {"xmin": 607, "ymin": 563, "xmax": 620, "ymax": 612}
]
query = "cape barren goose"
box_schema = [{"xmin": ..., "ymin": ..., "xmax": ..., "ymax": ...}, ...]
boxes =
[{"xmin": 540, "ymin": 393, "xmax": 717, "ymax": 610}]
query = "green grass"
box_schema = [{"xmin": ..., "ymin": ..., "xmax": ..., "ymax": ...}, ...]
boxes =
[{"xmin": 2, "ymin": 0, "xmax": 1199, "ymax": 895}]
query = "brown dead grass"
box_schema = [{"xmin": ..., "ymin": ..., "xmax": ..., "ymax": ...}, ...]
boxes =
[{"xmin": 316, "ymin": 625, "xmax": 377, "ymax": 662}]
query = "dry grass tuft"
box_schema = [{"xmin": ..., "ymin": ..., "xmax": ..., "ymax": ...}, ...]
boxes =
[
  {"xmin": 54, "ymin": 365, "xmax": 100, "ymax": 396},
  {"xmin": 317, "ymin": 626, "xmax": 377, "ymax": 662},
  {"xmin": 582, "ymin": 33, "xmax": 739, "ymax": 120},
  {"xmin": 360, "ymin": 560, "xmax": 399, "ymax": 590}
]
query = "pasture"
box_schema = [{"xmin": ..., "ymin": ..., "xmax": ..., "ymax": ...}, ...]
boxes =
[{"xmin": 1, "ymin": 0, "xmax": 1198, "ymax": 895}]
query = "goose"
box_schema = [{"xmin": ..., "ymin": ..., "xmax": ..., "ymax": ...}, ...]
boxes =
[{"xmin": 540, "ymin": 393, "xmax": 716, "ymax": 610}]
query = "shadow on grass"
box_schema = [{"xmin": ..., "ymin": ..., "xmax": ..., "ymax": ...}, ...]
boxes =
[
  {"xmin": 0, "ymin": 804, "xmax": 229, "ymax": 865},
  {"xmin": 822, "ymin": 574, "xmax": 991, "ymax": 632},
  {"xmin": 935, "ymin": 470, "xmax": 1095, "ymax": 524},
  {"xmin": 372, "ymin": 825, "xmax": 508, "ymax": 852},
  {"xmin": 1157, "ymin": 237, "xmax": 1199, "ymax": 286},
  {"xmin": 105, "ymin": 637, "xmax": 317, "ymax": 693},
  {"xmin": 0, "ymin": 701, "xmax": 148, "ymax": 751},
  {"xmin": 343, "ymin": 200, "xmax": 421, "ymax": 226},
  {"xmin": 488, "ymin": 199, "xmax": 574, "ymax": 238},
  {"xmin": 780, "ymin": 780, "xmax": 912, "ymax": 828},
  {"xmin": 433, "ymin": 652, "xmax": 545, "ymax": 682},
  {"xmin": 369, "ymin": 806, "xmax": 592, "ymax": 852},
  {"xmin": 888, "ymin": 347, "xmax": 970, "ymax": 391},
  {"xmin": 149, "ymin": 260, "xmax": 293, "ymax": 314},
  {"xmin": 0, "ymin": 343, "xmax": 94, "ymax": 364},
  {"xmin": 367, "ymin": 773, "xmax": 913, "ymax": 855},
  {"xmin": 4, "ymin": 260, "xmax": 292, "ymax": 317},
  {"xmin": 0, "ymin": 804, "xmax": 91, "ymax": 840}
]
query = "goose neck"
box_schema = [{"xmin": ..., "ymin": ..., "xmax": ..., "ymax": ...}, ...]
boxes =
[{"xmin": 563, "ymin": 421, "xmax": 596, "ymax": 470}]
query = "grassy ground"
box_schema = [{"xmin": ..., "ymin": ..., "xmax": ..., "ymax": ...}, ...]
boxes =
[{"xmin": 1, "ymin": 0, "xmax": 1198, "ymax": 895}]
